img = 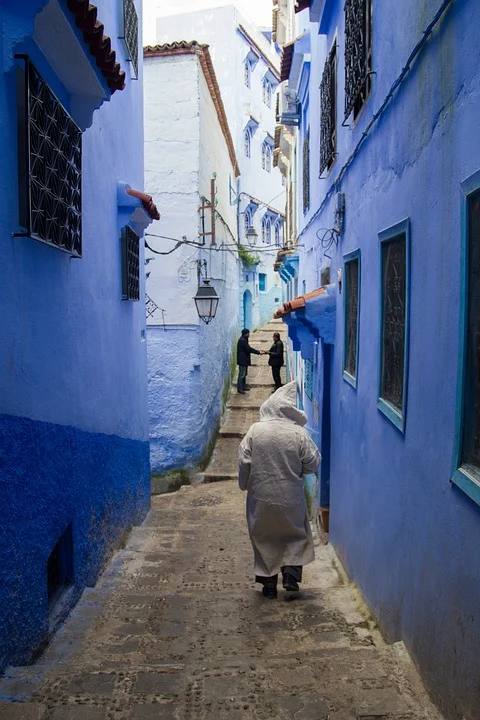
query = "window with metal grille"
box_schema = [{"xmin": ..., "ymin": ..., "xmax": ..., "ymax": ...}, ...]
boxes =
[
  {"xmin": 378, "ymin": 220, "xmax": 410, "ymax": 430},
  {"xmin": 121, "ymin": 226, "xmax": 140, "ymax": 301},
  {"xmin": 304, "ymin": 359, "xmax": 314, "ymax": 400},
  {"xmin": 344, "ymin": 0, "xmax": 372, "ymax": 121},
  {"xmin": 343, "ymin": 252, "xmax": 360, "ymax": 385},
  {"xmin": 259, "ymin": 273, "xmax": 266, "ymax": 292},
  {"xmin": 244, "ymin": 59, "xmax": 251, "ymax": 88},
  {"xmin": 16, "ymin": 58, "xmax": 82, "ymax": 256},
  {"xmin": 319, "ymin": 42, "xmax": 337, "ymax": 176},
  {"xmin": 123, "ymin": 0, "xmax": 139, "ymax": 77},
  {"xmin": 303, "ymin": 128, "xmax": 310, "ymax": 214},
  {"xmin": 244, "ymin": 127, "xmax": 251, "ymax": 158},
  {"xmin": 262, "ymin": 142, "xmax": 272, "ymax": 172},
  {"xmin": 262, "ymin": 216, "xmax": 271, "ymax": 243}
]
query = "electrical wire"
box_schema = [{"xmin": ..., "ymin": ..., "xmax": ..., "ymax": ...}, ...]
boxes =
[{"xmin": 298, "ymin": 0, "xmax": 454, "ymax": 241}]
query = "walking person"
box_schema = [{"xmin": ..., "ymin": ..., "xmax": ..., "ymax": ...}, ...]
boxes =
[
  {"xmin": 238, "ymin": 381, "xmax": 320, "ymax": 598},
  {"xmin": 236, "ymin": 328, "xmax": 261, "ymax": 394},
  {"xmin": 267, "ymin": 332, "xmax": 284, "ymax": 391}
]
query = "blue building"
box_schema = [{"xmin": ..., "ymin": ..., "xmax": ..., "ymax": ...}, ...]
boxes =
[
  {"xmin": 0, "ymin": 0, "xmax": 156, "ymax": 672},
  {"xmin": 275, "ymin": 0, "xmax": 480, "ymax": 717}
]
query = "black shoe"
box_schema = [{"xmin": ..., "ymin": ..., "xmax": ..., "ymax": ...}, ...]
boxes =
[
  {"xmin": 282, "ymin": 574, "xmax": 300, "ymax": 592},
  {"xmin": 237, "ymin": 389, "xmax": 245, "ymax": 394},
  {"xmin": 262, "ymin": 585, "xmax": 277, "ymax": 599}
]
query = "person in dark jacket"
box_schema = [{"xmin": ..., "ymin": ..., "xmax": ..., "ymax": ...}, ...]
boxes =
[
  {"xmin": 267, "ymin": 332, "xmax": 284, "ymax": 390},
  {"xmin": 237, "ymin": 328, "xmax": 261, "ymax": 394}
]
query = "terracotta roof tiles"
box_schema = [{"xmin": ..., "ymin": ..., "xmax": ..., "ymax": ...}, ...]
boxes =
[
  {"xmin": 274, "ymin": 287, "xmax": 326, "ymax": 318},
  {"xmin": 67, "ymin": 0, "xmax": 126, "ymax": 92},
  {"xmin": 127, "ymin": 187, "xmax": 161, "ymax": 221}
]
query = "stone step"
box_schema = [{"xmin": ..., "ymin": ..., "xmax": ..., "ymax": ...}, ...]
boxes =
[
  {"xmin": 203, "ymin": 437, "xmax": 240, "ymax": 478},
  {"xmin": 202, "ymin": 472, "xmax": 237, "ymax": 484},
  {"xmin": 227, "ymin": 387, "xmax": 271, "ymax": 408},
  {"xmin": 219, "ymin": 409, "xmax": 258, "ymax": 438}
]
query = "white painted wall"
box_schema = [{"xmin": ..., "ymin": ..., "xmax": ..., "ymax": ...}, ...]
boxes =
[
  {"xmin": 144, "ymin": 53, "xmax": 200, "ymax": 325},
  {"xmin": 155, "ymin": 4, "xmax": 285, "ymax": 327},
  {"xmin": 144, "ymin": 49, "xmax": 241, "ymax": 473}
]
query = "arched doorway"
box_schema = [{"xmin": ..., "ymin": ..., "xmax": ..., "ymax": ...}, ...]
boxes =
[{"xmin": 243, "ymin": 289, "xmax": 252, "ymax": 329}]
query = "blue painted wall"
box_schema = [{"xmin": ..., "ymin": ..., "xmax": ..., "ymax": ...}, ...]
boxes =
[
  {"xmin": 148, "ymin": 275, "xmax": 239, "ymax": 475},
  {"xmin": 288, "ymin": 1, "xmax": 480, "ymax": 717},
  {"xmin": 0, "ymin": 0, "xmax": 150, "ymax": 671}
]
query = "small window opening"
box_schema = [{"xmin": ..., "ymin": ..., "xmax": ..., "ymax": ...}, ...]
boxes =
[{"xmin": 47, "ymin": 524, "xmax": 73, "ymax": 608}]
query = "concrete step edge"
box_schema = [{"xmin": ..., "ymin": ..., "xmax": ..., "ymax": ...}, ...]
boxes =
[{"xmin": 201, "ymin": 473, "xmax": 237, "ymax": 484}]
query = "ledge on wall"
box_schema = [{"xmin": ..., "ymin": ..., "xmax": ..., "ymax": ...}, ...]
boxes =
[
  {"xmin": 276, "ymin": 284, "xmax": 336, "ymax": 358},
  {"xmin": 117, "ymin": 182, "xmax": 160, "ymax": 236}
]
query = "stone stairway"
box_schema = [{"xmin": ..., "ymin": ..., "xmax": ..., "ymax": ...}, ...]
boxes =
[{"xmin": 202, "ymin": 320, "xmax": 287, "ymax": 483}]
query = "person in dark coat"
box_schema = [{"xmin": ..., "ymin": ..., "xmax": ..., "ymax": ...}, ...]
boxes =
[
  {"xmin": 267, "ymin": 332, "xmax": 284, "ymax": 390},
  {"xmin": 237, "ymin": 328, "xmax": 261, "ymax": 394}
]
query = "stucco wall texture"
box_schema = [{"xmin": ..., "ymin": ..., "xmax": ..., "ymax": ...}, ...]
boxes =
[
  {"xmin": 291, "ymin": 1, "xmax": 480, "ymax": 717},
  {"xmin": 145, "ymin": 50, "xmax": 241, "ymax": 475},
  {"xmin": 0, "ymin": 0, "xmax": 150, "ymax": 671}
]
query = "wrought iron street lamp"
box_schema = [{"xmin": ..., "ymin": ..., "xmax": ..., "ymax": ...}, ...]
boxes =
[
  {"xmin": 246, "ymin": 225, "xmax": 258, "ymax": 243},
  {"xmin": 194, "ymin": 260, "xmax": 220, "ymax": 324}
]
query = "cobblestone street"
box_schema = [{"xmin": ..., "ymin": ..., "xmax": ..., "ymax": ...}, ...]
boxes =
[
  {"xmin": 0, "ymin": 480, "xmax": 443, "ymax": 720},
  {"xmin": 0, "ymin": 324, "xmax": 444, "ymax": 719}
]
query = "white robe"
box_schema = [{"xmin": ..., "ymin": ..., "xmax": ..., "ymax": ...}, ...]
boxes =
[{"xmin": 238, "ymin": 382, "xmax": 321, "ymax": 577}]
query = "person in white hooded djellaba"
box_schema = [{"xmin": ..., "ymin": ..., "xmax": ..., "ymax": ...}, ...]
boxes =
[{"xmin": 238, "ymin": 381, "xmax": 321, "ymax": 598}]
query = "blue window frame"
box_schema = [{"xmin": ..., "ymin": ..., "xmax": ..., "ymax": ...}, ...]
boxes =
[
  {"xmin": 452, "ymin": 169, "xmax": 480, "ymax": 506},
  {"xmin": 259, "ymin": 272, "xmax": 266, "ymax": 292},
  {"xmin": 343, "ymin": 249, "xmax": 361, "ymax": 387},
  {"xmin": 377, "ymin": 219, "xmax": 410, "ymax": 432}
]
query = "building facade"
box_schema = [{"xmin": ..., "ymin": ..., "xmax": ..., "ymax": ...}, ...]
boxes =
[
  {"xmin": 144, "ymin": 42, "xmax": 241, "ymax": 475},
  {"xmin": 156, "ymin": 5, "xmax": 285, "ymax": 330},
  {"xmin": 275, "ymin": 0, "xmax": 480, "ymax": 717},
  {"xmin": 0, "ymin": 0, "xmax": 154, "ymax": 672}
]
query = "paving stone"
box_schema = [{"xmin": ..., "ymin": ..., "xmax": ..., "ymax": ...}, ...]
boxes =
[
  {"xmin": 50, "ymin": 706, "xmax": 106, "ymax": 720},
  {"xmin": 129, "ymin": 704, "xmax": 177, "ymax": 719},
  {"xmin": 133, "ymin": 671, "xmax": 182, "ymax": 696},
  {"xmin": 0, "ymin": 703, "xmax": 46, "ymax": 719}
]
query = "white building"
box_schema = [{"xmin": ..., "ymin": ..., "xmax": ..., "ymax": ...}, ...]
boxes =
[
  {"xmin": 144, "ymin": 41, "xmax": 241, "ymax": 474},
  {"xmin": 155, "ymin": 5, "xmax": 286, "ymax": 329}
]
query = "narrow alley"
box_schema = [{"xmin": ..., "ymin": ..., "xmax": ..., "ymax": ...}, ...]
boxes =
[{"xmin": 0, "ymin": 324, "xmax": 442, "ymax": 720}]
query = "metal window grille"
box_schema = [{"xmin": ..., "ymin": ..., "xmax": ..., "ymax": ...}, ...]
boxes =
[
  {"xmin": 244, "ymin": 128, "xmax": 251, "ymax": 158},
  {"xmin": 344, "ymin": 0, "xmax": 372, "ymax": 121},
  {"xmin": 244, "ymin": 59, "xmax": 251, "ymax": 87},
  {"xmin": 123, "ymin": 0, "xmax": 139, "ymax": 78},
  {"xmin": 380, "ymin": 234, "xmax": 406, "ymax": 411},
  {"xmin": 304, "ymin": 359, "xmax": 314, "ymax": 400},
  {"xmin": 319, "ymin": 42, "xmax": 337, "ymax": 175},
  {"xmin": 303, "ymin": 128, "xmax": 310, "ymax": 213},
  {"xmin": 121, "ymin": 226, "xmax": 140, "ymax": 301},
  {"xmin": 17, "ymin": 58, "xmax": 82, "ymax": 256},
  {"xmin": 344, "ymin": 257, "xmax": 359, "ymax": 378},
  {"xmin": 146, "ymin": 293, "xmax": 159, "ymax": 319}
]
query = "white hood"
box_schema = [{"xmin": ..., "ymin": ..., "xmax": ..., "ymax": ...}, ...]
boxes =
[{"xmin": 259, "ymin": 381, "xmax": 307, "ymax": 427}]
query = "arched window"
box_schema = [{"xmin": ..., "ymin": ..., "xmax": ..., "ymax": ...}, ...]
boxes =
[
  {"xmin": 244, "ymin": 59, "xmax": 251, "ymax": 88},
  {"xmin": 244, "ymin": 127, "xmax": 251, "ymax": 158},
  {"xmin": 274, "ymin": 222, "xmax": 281, "ymax": 246},
  {"xmin": 244, "ymin": 208, "xmax": 253, "ymax": 236},
  {"xmin": 262, "ymin": 216, "xmax": 271, "ymax": 244},
  {"xmin": 262, "ymin": 143, "xmax": 271, "ymax": 171},
  {"xmin": 262, "ymin": 78, "xmax": 272, "ymax": 107},
  {"xmin": 262, "ymin": 142, "xmax": 272, "ymax": 172}
]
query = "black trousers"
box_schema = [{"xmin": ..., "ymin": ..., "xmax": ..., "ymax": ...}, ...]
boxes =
[
  {"xmin": 256, "ymin": 566, "xmax": 303, "ymax": 587},
  {"xmin": 271, "ymin": 365, "xmax": 282, "ymax": 388}
]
